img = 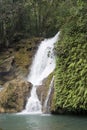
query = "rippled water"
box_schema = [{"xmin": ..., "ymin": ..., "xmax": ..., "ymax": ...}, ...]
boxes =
[{"xmin": 0, "ymin": 114, "xmax": 87, "ymax": 130}]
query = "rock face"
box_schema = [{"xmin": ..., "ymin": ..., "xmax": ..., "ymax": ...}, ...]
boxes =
[
  {"xmin": 43, "ymin": 77, "xmax": 54, "ymax": 114},
  {"xmin": 0, "ymin": 38, "xmax": 43, "ymax": 85},
  {"xmin": 0, "ymin": 38, "xmax": 42, "ymax": 113},
  {"xmin": 36, "ymin": 73, "xmax": 54, "ymax": 113},
  {"xmin": 0, "ymin": 78, "xmax": 32, "ymax": 113},
  {"xmin": 0, "ymin": 56, "xmax": 16, "ymax": 85}
]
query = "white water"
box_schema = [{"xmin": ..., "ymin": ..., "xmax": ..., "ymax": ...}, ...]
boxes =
[{"xmin": 22, "ymin": 32, "xmax": 60, "ymax": 114}]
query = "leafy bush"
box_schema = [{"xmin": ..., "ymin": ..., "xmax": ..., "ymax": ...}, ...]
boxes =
[{"xmin": 54, "ymin": 0, "xmax": 87, "ymax": 113}]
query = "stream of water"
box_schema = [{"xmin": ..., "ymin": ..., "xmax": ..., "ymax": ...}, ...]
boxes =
[{"xmin": 22, "ymin": 32, "xmax": 60, "ymax": 114}]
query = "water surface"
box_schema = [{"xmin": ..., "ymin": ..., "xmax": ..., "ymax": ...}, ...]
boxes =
[{"xmin": 0, "ymin": 114, "xmax": 87, "ymax": 130}]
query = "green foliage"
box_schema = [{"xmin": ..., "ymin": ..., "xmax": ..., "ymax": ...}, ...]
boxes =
[{"xmin": 54, "ymin": 0, "xmax": 87, "ymax": 113}]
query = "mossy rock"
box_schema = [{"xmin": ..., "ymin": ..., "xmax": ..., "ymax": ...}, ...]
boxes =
[
  {"xmin": 0, "ymin": 78, "xmax": 32, "ymax": 113},
  {"xmin": 0, "ymin": 38, "xmax": 42, "ymax": 85},
  {"xmin": 13, "ymin": 38, "xmax": 42, "ymax": 77}
]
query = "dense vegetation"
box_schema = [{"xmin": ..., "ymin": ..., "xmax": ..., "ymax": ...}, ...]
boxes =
[
  {"xmin": 54, "ymin": 0, "xmax": 87, "ymax": 113},
  {"xmin": 0, "ymin": 0, "xmax": 61, "ymax": 48}
]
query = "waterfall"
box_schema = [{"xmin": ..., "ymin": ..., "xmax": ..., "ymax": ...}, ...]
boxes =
[{"xmin": 22, "ymin": 32, "xmax": 60, "ymax": 114}]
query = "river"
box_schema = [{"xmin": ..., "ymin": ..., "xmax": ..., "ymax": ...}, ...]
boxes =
[{"xmin": 0, "ymin": 114, "xmax": 87, "ymax": 130}]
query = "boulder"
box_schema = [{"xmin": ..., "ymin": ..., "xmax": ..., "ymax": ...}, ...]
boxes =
[
  {"xmin": 36, "ymin": 73, "xmax": 53, "ymax": 112},
  {"xmin": 43, "ymin": 77, "xmax": 54, "ymax": 114},
  {"xmin": 0, "ymin": 56, "xmax": 16, "ymax": 85},
  {"xmin": 0, "ymin": 78, "xmax": 32, "ymax": 113}
]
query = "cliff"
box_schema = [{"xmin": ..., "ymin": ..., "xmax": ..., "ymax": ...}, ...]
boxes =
[{"xmin": 0, "ymin": 38, "xmax": 42, "ymax": 113}]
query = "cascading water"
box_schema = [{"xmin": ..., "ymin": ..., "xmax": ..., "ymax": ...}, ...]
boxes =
[{"xmin": 22, "ymin": 32, "xmax": 60, "ymax": 114}]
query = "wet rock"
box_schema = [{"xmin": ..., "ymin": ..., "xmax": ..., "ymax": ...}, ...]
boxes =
[
  {"xmin": 43, "ymin": 77, "xmax": 54, "ymax": 114},
  {"xmin": 36, "ymin": 84, "xmax": 46, "ymax": 106},
  {"xmin": 36, "ymin": 73, "xmax": 53, "ymax": 112}
]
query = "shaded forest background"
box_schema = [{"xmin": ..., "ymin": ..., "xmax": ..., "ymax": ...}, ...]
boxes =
[{"xmin": 0, "ymin": 0, "xmax": 61, "ymax": 48}]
